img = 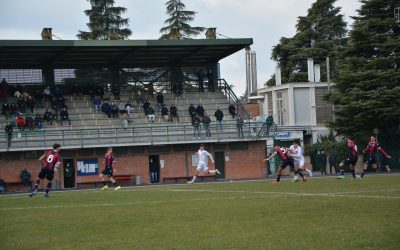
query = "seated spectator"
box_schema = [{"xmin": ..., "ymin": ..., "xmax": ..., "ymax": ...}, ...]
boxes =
[
  {"xmin": 26, "ymin": 96, "xmax": 35, "ymax": 114},
  {"xmin": 156, "ymin": 92, "xmax": 164, "ymax": 110},
  {"xmin": 169, "ymin": 104, "xmax": 179, "ymax": 122},
  {"xmin": 196, "ymin": 103, "xmax": 205, "ymax": 118},
  {"xmin": 214, "ymin": 107, "xmax": 224, "ymax": 132},
  {"xmin": 229, "ymin": 103, "xmax": 236, "ymax": 119},
  {"xmin": 161, "ymin": 104, "xmax": 169, "ymax": 121},
  {"xmin": 125, "ymin": 102, "xmax": 134, "ymax": 115},
  {"xmin": 59, "ymin": 108, "xmax": 71, "ymax": 126},
  {"xmin": 118, "ymin": 102, "xmax": 126, "ymax": 114},
  {"xmin": 34, "ymin": 114, "xmax": 43, "ymax": 130},
  {"xmin": 188, "ymin": 104, "xmax": 196, "ymax": 119},
  {"xmin": 101, "ymin": 102, "xmax": 112, "ymax": 118},
  {"xmin": 93, "ymin": 96, "xmax": 102, "ymax": 112},
  {"xmin": 43, "ymin": 108, "xmax": 53, "ymax": 125},
  {"xmin": 111, "ymin": 103, "xmax": 119, "ymax": 118},
  {"xmin": 25, "ymin": 114, "xmax": 34, "ymax": 130},
  {"xmin": 147, "ymin": 105, "xmax": 155, "ymax": 123},
  {"xmin": 143, "ymin": 99, "xmax": 150, "ymax": 115},
  {"xmin": 51, "ymin": 96, "xmax": 60, "ymax": 113},
  {"xmin": 16, "ymin": 113, "xmax": 26, "ymax": 131},
  {"xmin": 121, "ymin": 112, "xmax": 129, "ymax": 128},
  {"xmin": 17, "ymin": 96, "xmax": 26, "ymax": 113}
]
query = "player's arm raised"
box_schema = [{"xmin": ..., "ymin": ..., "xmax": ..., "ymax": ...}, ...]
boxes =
[{"xmin": 208, "ymin": 152, "xmax": 215, "ymax": 164}]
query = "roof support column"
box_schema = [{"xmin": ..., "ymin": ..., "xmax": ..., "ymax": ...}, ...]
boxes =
[
  {"xmin": 110, "ymin": 65, "xmax": 121, "ymax": 96},
  {"xmin": 42, "ymin": 64, "xmax": 55, "ymax": 87}
]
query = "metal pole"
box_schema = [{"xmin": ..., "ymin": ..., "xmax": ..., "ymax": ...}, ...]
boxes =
[{"xmin": 326, "ymin": 57, "xmax": 331, "ymax": 91}]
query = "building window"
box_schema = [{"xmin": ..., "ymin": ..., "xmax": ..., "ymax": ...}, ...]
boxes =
[{"xmin": 276, "ymin": 91, "xmax": 287, "ymax": 125}]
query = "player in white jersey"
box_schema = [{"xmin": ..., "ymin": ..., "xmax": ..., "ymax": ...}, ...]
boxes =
[
  {"xmin": 289, "ymin": 139, "xmax": 312, "ymax": 182},
  {"xmin": 188, "ymin": 144, "xmax": 221, "ymax": 184}
]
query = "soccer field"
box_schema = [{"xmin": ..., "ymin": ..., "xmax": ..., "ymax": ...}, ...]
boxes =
[{"xmin": 1, "ymin": 175, "xmax": 400, "ymax": 250}]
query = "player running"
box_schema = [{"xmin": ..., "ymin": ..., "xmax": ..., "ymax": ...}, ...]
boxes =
[
  {"xmin": 188, "ymin": 144, "xmax": 221, "ymax": 184},
  {"xmin": 337, "ymin": 138, "xmax": 358, "ymax": 179},
  {"xmin": 265, "ymin": 145, "xmax": 303, "ymax": 184},
  {"xmin": 100, "ymin": 147, "xmax": 121, "ymax": 190},
  {"xmin": 29, "ymin": 143, "xmax": 62, "ymax": 198},
  {"xmin": 361, "ymin": 136, "xmax": 391, "ymax": 178},
  {"xmin": 289, "ymin": 139, "xmax": 312, "ymax": 182}
]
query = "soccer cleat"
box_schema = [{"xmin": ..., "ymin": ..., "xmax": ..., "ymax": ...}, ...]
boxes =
[
  {"xmin": 187, "ymin": 180, "xmax": 194, "ymax": 184},
  {"xmin": 337, "ymin": 176, "xmax": 345, "ymax": 179},
  {"xmin": 101, "ymin": 185, "xmax": 109, "ymax": 191},
  {"xmin": 29, "ymin": 191, "xmax": 37, "ymax": 197},
  {"xmin": 114, "ymin": 186, "xmax": 121, "ymax": 190},
  {"xmin": 215, "ymin": 169, "xmax": 221, "ymax": 175},
  {"xmin": 43, "ymin": 194, "xmax": 49, "ymax": 198},
  {"xmin": 356, "ymin": 175, "xmax": 362, "ymax": 180},
  {"xmin": 306, "ymin": 169, "xmax": 313, "ymax": 177}
]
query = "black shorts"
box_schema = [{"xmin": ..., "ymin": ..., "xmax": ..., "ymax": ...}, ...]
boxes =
[
  {"xmin": 38, "ymin": 167, "xmax": 54, "ymax": 181},
  {"xmin": 365, "ymin": 154, "xmax": 377, "ymax": 165},
  {"xmin": 343, "ymin": 156, "xmax": 358, "ymax": 167},
  {"xmin": 101, "ymin": 166, "xmax": 113, "ymax": 177},
  {"xmin": 279, "ymin": 159, "xmax": 294, "ymax": 169}
]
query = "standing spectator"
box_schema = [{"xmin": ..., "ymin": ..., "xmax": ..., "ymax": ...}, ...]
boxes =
[
  {"xmin": 20, "ymin": 169, "xmax": 31, "ymax": 188},
  {"xmin": 43, "ymin": 108, "xmax": 53, "ymax": 125},
  {"xmin": 43, "ymin": 86, "xmax": 51, "ymax": 105},
  {"xmin": 214, "ymin": 107, "xmax": 224, "ymax": 132},
  {"xmin": 9, "ymin": 103, "xmax": 18, "ymax": 117},
  {"xmin": 229, "ymin": 103, "xmax": 236, "ymax": 119},
  {"xmin": 329, "ymin": 150, "xmax": 337, "ymax": 175},
  {"xmin": 111, "ymin": 103, "xmax": 119, "ymax": 118},
  {"xmin": 207, "ymin": 69, "xmax": 214, "ymax": 92},
  {"xmin": 147, "ymin": 105, "xmax": 155, "ymax": 123},
  {"xmin": 0, "ymin": 78, "xmax": 9, "ymax": 99},
  {"xmin": 236, "ymin": 115, "xmax": 244, "ymax": 137},
  {"xmin": 60, "ymin": 108, "xmax": 71, "ymax": 126},
  {"xmin": 203, "ymin": 112, "xmax": 212, "ymax": 138},
  {"xmin": 101, "ymin": 102, "xmax": 112, "ymax": 118},
  {"xmin": 34, "ymin": 114, "xmax": 43, "ymax": 130},
  {"xmin": 5, "ymin": 122, "xmax": 13, "ymax": 147},
  {"xmin": 188, "ymin": 104, "xmax": 196, "ymax": 119},
  {"xmin": 143, "ymin": 99, "xmax": 150, "ymax": 115},
  {"xmin": 149, "ymin": 158, "xmax": 158, "ymax": 184},
  {"xmin": 125, "ymin": 102, "xmax": 134, "ymax": 115},
  {"xmin": 161, "ymin": 104, "xmax": 169, "ymax": 121},
  {"xmin": 192, "ymin": 115, "xmax": 201, "ymax": 139},
  {"xmin": 156, "ymin": 92, "xmax": 164, "ymax": 110},
  {"xmin": 93, "ymin": 96, "xmax": 102, "ymax": 112},
  {"xmin": 17, "ymin": 96, "xmax": 26, "ymax": 113},
  {"xmin": 318, "ymin": 151, "xmax": 327, "ymax": 175},
  {"xmin": 34, "ymin": 89, "xmax": 43, "ymax": 108},
  {"xmin": 196, "ymin": 103, "xmax": 205, "ymax": 118},
  {"xmin": 2, "ymin": 103, "xmax": 10, "ymax": 118},
  {"xmin": 137, "ymin": 91, "xmax": 144, "ymax": 107},
  {"xmin": 118, "ymin": 102, "xmax": 126, "ymax": 115},
  {"xmin": 266, "ymin": 114, "xmax": 274, "ymax": 134},
  {"xmin": 54, "ymin": 86, "xmax": 62, "ymax": 97},
  {"xmin": 169, "ymin": 104, "xmax": 179, "ymax": 122},
  {"xmin": 198, "ymin": 69, "xmax": 205, "ymax": 92},
  {"xmin": 25, "ymin": 114, "xmax": 34, "ymax": 130},
  {"xmin": 16, "ymin": 113, "xmax": 26, "ymax": 131},
  {"xmin": 26, "ymin": 96, "xmax": 35, "ymax": 114}
]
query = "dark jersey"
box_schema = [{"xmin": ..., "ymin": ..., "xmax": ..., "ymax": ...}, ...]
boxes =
[
  {"xmin": 275, "ymin": 147, "xmax": 290, "ymax": 161},
  {"xmin": 364, "ymin": 141, "xmax": 389, "ymax": 158},
  {"xmin": 104, "ymin": 153, "xmax": 115, "ymax": 167},
  {"xmin": 346, "ymin": 141, "xmax": 358, "ymax": 158},
  {"xmin": 43, "ymin": 150, "xmax": 61, "ymax": 169}
]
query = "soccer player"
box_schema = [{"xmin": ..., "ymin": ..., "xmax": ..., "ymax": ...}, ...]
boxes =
[
  {"xmin": 361, "ymin": 136, "xmax": 391, "ymax": 178},
  {"xmin": 100, "ymin": 147, "xmax": 121, "ymax": 190},
  {"xmin": 188, "ymin": 144, "xmax": 221, "ymax": 184},
  {"xmin": 29, "ymin": 143, "xmax": 62, "ymax": 198},
  {"xmin": 289, "ymin": 139, "xmax": 313, "ymax": 182},
  {"xmin": 265, "ymin": 145, "xmax": 300, "ymax": 184},
  {"xmin": 337, "ymin": 138, "xmax": 358, "ymax": 179}
]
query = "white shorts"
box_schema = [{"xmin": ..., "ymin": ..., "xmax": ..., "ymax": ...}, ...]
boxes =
[
  {"xmin": 294, "ymin": 158, "xmax": 305, "ymax": 169},
  {"xmin": 196, "ymin": 162, "xmax": 209, "ymax": 173}
]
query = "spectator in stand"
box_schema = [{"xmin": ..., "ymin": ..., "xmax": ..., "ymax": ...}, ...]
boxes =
[
  {"xmin": 34, "ymin": 114, "xmax": 43, "ymax": 130},
  {"xmin": 25, "ymin": 114, "xmax": 34, "ymax": 130},
  {"xmin": 54, "ymin": 86, "xmax": 62, "ymax": 97},
  {"xmin": 51, "ymin": 96, "xmax": 60, "ymax": 114},
  {"xmin": 60, "ymin": 108, "xmax": 71, "ymax": 126},
  {"xmin": 192, "ymin": 115, "xmax": 201, "ymax": 139},
  {"xmin": 265, "ymin": 114, "xmax": 274, "ymax": 134},
  {"xmin": 26, "ymin": 96, "xmax": 35, "ymax": 114},
  {"xmin": 125, "ymin": 102, "xmax": 134, "ymax": 115},
  {"xmin": 58, "ymin": 96, "xmax": 66, "ymax": 109},
  {"xmin": 14, "ymin": 89, "xmax": 22, "ymax": 99},
  {"xmin": 161, "ymin": 104, "xmax": 169, "ymax": 121},
  {"xmin": 143, "ymin": 99, "xmax": 150, "ymax": 115},
  {"xmin": 43, "ymin": 86, "xmax": 51, "ymax": 104},
  {"xmin": 169, "ymin": 104, "xmax": 179, "ymax": 122},
  {"xmin": 113, "ymin": 89, "xmax": 120, "ymax": 101},
  {"xmin": 214, "ymin": 107, "xmax": 224, "ymax": 132},
  {"xmin": 196, "ymin": 103, "xmax": 205, "ymax": 118},
  {"xmin": 156, "ymin": 92, "xmax": 164, "ymax": 110},
  {"xmin": 203, "ymin": 112, "xmax": 212, "ymax": 138},
  {"xmin": 5, "ymin": 122, "xmax": 13, "ymax": 147},
  {"xmin": 33, "ymin": 89, "xmax": 43, "ymax": 108},
  {"xmin": 0, "ymin": 78, "xmax": 9, "ymax": 99},
  {"xmin": 229, "ymin": 103, "xmax": 236, "ymax": 119},
  {"xmin": 17, "ymin": 96, "xmax": 26, "ymax": 113},
  {"xmin": 10, "ymin": 103, "xmax": 18, "ymax": 117},
  {"xmin": 147, "ymin": 105, "xmax": 155, "ymax": 123},
  {"xmin": 21, "ymin": 87, "xmax": 30, "ymax": 99},
  {"xmin": 101, "ymin": 102, "xmax": 112, "ymax": 118},
  {"xmin": 118, "ymin": 102, "xmax": 126, "ymax": 115},
  {"xmin": 20, "ymin": 169, "xmax": 31, "ymax": 188},
  {"xmin": 43, "ymin": 108, "xmax": 53, "ymax": 125},
  {"xmin": 2, "ymin": 103, "xmax": 10, "ymax": 119},
  {"xmin": 207, "ymin": 69, "xmax": 214, "ymax": 92},
  {"xmin": 93, "ymin": 96, "xmax": 102, "ymax": 112},
  {"xmin": 96, "ymin": 85, "xmax": 104, "ymax": 99},
  {"xmin": 188, "ymin": 104, "xmax": 196, "ymax": 119},
  {"xmin": 16, "ymin": 113, "xmax": 26, "ymax": 131},
  {"xmin": 121, "ymin": 112, "xmax": 129, "ymax": 128},
  {"xmin": 198, "ymin": 69, "xmax": 205, "ymax": 92},
  {"xmin": 236, "ymin": 115, "xmax": 244, "ymax": 137},
  {"xmin": 111, "ymin": 103, "xmax": 119, "ymax": 118},
  {"xmin": 137, "ymin": 91, "xmax": 144, "ymax": 107}
]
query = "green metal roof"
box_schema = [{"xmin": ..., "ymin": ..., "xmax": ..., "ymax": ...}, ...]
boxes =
[{"xmin": 0, "ymin": 39, "xmax": 253, "ymax": 68}]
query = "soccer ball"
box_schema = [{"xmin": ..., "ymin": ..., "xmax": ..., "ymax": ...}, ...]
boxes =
[{"xmin": 292, "ymin": 176, "xmax": 300, "ymax": 183}]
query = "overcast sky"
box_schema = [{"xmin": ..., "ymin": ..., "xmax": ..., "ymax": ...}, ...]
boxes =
[{"xmin": 0, "ymin": 0, "xmax": 361, "ymax": 95}]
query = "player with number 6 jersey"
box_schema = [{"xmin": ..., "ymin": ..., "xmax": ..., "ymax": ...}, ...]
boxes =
[{"xmin": 29, "ymin": 143, "xmax": 62, "ymax": 198}]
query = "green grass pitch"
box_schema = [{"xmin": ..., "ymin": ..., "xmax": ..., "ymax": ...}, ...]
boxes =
[{"xmin": 1, "ymin": 175, "xmax": 400, "ymax": 250}]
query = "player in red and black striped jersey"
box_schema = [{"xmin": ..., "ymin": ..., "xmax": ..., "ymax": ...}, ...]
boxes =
[
  {"xmin": 29, "ymin": 143, "xmax": 62, "ymax": 198},
  {"xmin": 99, "ymin": 147, "xmax": 121, "ymax": 190},
  {"xmin": 264, "ymin": 145, "xmax": 299, "ymax": 184},
  {"xmin": 338, "ymin": 138, "xmax": 358, "ymax": 179},
  {"xmin": 361, "ymin": 136, "xmax": 391, "ymax": 178}
]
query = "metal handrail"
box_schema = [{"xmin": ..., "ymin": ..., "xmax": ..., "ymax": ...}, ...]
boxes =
[{"xmin": 217, "ymin": 79, "xmax": 251, "ymax": 120}]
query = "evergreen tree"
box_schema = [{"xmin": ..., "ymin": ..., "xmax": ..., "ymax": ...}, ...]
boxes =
[
  {"xmin": 78, "ymin": 0, "xmax": 132, "ymax": 40},
  {"xmin": 271, "ymin": 0, "xmax": 347, "ymax": 83},
  {"xmin": 328, "ymin": 0, "xmax": 400, "ymax": 138},
  {"xmin": 160, "ymin": 0, "xmax": 205, "ymax": 39}
]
